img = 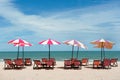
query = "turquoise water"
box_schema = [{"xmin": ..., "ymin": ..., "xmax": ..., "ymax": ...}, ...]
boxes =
[{"xmin": 0, "ymin": 51, "xmax": 119, "ymax": 61}]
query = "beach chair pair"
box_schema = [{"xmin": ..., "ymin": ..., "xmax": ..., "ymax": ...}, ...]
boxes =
[
  {"xmin": 93, "ymin": 59, "xmax": 111, "ymax": 69},
  {"xmin": 4, "ymin": 58, "xmax": 24, "ymax": 69},
  {"xmin": 64, "ymin": 59, "xmax": 81, "ymax": 69},
  {"xmin": 33, "ymin": 58, "xmax": 56, "ymax": 69}
]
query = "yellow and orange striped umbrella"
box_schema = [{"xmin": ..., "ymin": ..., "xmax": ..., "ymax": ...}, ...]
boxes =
[
  {"xmin": 91, "ymin": 38, "xmax": 114, "ymax": 49},
  {"xmin": 91, "ymin": 38, "xmax": 114, "ymax": 61}
]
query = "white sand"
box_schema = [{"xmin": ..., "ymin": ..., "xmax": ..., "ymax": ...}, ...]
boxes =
[{"xmin": 0, "ymin": 61, "xmax": 120, "ymax": 80}]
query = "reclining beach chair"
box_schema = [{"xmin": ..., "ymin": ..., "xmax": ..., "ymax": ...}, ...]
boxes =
[
  {"xmin": 41, "ymin": 58, "xmax": 48, "ymax": 68},
  {"xmin": 81, "ymin": 58, "xmax": 88, "ymax": 66},
  {"xmin": 4, "ymin": 59, "xmax": 14, "ymax": 69},
  {"xmin": 110, "ymin": 58, "xmax": 118, "ymax": 67},
  {"xmin": 33, "ymin": 60, "xmax": 42, "ymax": 69},
  {"xmin": 103, "ymin": 59, "xmax": 111, "ymax": 69},
  {"xmin": 93, "ymin": 60, "xmax": 102, "ymax": 68},
  {"xmin": 14, "ymin": 59, "xmax": 24, "ymax": 69},
  {"xmin": 72, "ymin": 60, "xmax": 81, "ymax": 69},
  {"xmin": 49, "ymin": 58, "xmax": 56, "ymax": 66},
  {"xmin": 46, "ymin": 60, "xmax": 54, "ymax": 68},
  {"xmin": 25, "ymin": 58, "xmax": 32, "ymax": 66},
  {"xmin": 64, "ymin": 60, "xmax": 72, "ymax": 69},
  {"xmin": 42, "ymin": 58, "xmax": 55, "ymax": 68}
]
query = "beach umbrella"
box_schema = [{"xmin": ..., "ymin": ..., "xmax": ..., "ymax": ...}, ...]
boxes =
[
  {"xmin": 8, "ymin": 39, "xmax": 32, "ymax": 59},
  {"xmin": 91, "ymin": 38, "xmax": 114, "ymax": 61},
  {"xmin": 63, "ymin": 40, "xmax": 87, "ymax": 59},
  {"xmin": 39, "ymin": 38, "xmax": 61, "ymax": 60},
  {"xmin": 76, "ymin": 41, "xmax": 87, "ymax": 58}
]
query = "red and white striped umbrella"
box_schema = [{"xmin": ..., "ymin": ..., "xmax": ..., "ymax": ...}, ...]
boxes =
[
  {"xmin": 8, "ymin": 39, "xmax": 32, "ymax": 46},
  {"xmin": 39, "ymin": 38, "xmax": 60, "ymax": 59},
  {"xmin": 63, "ymin": 40, "xmax": 87, "ymax": 48},
  {"xmin": 14, "ymin": 42, "xmax": 32, "ymax": 47},
  {"xmin": 91, "ymin": 38, "xmax": 114, "ymax": 61},
  {"xmin": 8, "ymin": 39, "xmax": 32, "ymax": 59},
  {"xmin": 63, "ymin": 40, "xmax": 87, "ymax": 58},
  {"xmin": 39, "ymin": 38, "xmax": 60, "ymax": 45}
]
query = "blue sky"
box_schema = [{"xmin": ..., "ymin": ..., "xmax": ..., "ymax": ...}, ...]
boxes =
[{"xmin": 0, "ymin": 0, "xmax": 120, "ymax": 51}]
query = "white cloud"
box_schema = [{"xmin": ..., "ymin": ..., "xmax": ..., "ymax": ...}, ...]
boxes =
[{"xmin": 0, "ymin": 0, "xmax": 120, "ymax": 50}]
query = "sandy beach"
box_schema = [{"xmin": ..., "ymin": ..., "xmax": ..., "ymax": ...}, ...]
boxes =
[{"xmin": 0, "ymin": 61, "xmax": 120, "ymax": 80}]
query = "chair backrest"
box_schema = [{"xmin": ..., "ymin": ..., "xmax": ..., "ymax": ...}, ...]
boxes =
[
  {"xmin": 17, "ymin": 58, "xmax": 24, "ymax": 62},
  {"xmin": 93, "ymin": 60, "xmax": 101, "ymax": 65},
  {"xmin": 82, "ymin": 58, "xmax": 88, "ymax": 63},
  {"xmin": 42, "ymin": 58, "xmax": 48, "ymax": 62},
  {"xmin": 73, "ymin": 60, "xmax": 80, "ymax": 65},
  {"xmin": 4, "ymin": 59, "xmax": 13, "ymax": 64},
  {"xmin": 33, "ymin": 60, "xmax": 41, "ymax": 65},
  {"xmin": 111, "ymin": 58, "xmax": 118, "ymax": 63},
  {"xmin": 49, "ymin": 58, "xmax": 55, "ymax": 62},
  {"xmin": 71, "ymin": 58, "xmax": 78, "ymax": 64},
  {"xmin": 25, "ymin": 58, "xmax": 31, "ymax": 62},
  {"xmin": 25, "ymin": 58, "xmax": 31, "ymax": 60},
  {"xmin": 64, "ymin": 60, "xmax": 71, "ymax": 65},
  {"xmin": 14, "ymin": 59, "xmax": 24, "ymax": 66}
]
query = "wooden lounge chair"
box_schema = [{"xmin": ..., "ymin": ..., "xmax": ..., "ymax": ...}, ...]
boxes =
[
  {"xmin": 41, "ymin": 58, "xmax": 55, "ymax": 68},
  {"xmin": 103, "ymin": 59, "xmax": 111, "ymax": 69},
  {"xmin": 33, "ymin": 60, "xmax": 42, "ymax": 69},
  {"xmin": 25, "ymin": 58, "xmax": 32, "ymax": 66},
  {"xmin": 81, "ymin": 58, "xmax": 88, "ymax": 66},
  {"xmin": 41, "ymin": 58, "xmax": 48, "ymax": 67},
  {"xmin": 4, "ymin": 59, "xmax": 14, "ymax": 69},
  {"xmin": 110, "ymin": 58, "xmax": 118, "ymax": 67},
  {"xmin": 49, "ymin": 58, "xmax": 56, "ymax": 66},
  {"xmin": 72, "ymin": 60, "xmax": 81, "ymax": 69},
  {"xmin": 14, "ymin": 59, "xmax": 24, "ymax": 69},
  {"xmin": 64, "ymin": 60, "xmax": 71, "ymax": 69},
  {"xmin": 93, "ymin": 60, "xmax": 102, "ymax": 68},
  {"xmin": 46, "ymin": 60, "xmax": 54, "ymax": 68}
]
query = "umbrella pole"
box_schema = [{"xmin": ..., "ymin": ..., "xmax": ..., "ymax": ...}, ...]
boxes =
[
  {"xmin": 22, "ymin": 46, "xmax": 24, "ymax": 60},
  {"xmin": 48, "ymin": 45, "xmax": 50, "ymax": 60},
  {"xmin": 76, "ymin": 47, "xmax": 79, "ymax": 59},
  {"xmin": 101, "ymin": 42, "xmax": 104, "ymax": 61},
  {"xmin": 72, "ymin": 45, "xmax": 74, "ymax": 59},
  {"xmin": 17, "ymin": 46, "xmax": 20, "ymax": 59},
  {"xmin": 101, "ymin": 47, "xmax": 103, "ymax": 61},
  {"xmin": 103, "ymin": 47, "xmax": 105, "ymax": 59}
]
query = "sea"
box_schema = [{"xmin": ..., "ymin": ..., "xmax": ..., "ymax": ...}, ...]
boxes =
[{"xmin": 0, "ymin": 51, "xmax": 119, "ymax": 61}]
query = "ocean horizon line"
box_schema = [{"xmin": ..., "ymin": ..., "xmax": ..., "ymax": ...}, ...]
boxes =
[{"xmin": 0, "ymin": 51, "xmax": 120, "ymax": 52}]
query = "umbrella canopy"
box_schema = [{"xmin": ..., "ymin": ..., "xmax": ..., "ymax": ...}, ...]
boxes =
[
  {"xmin": 63, "ymin": 40, "xmax": 87, "ymax": 59},
  {"xmin": 91, "ymin": 38, "xmax": 114, "ymax": 61},
  {"xmin": 39, "ymin": 38, "xmax": 60, "ymax": 60},
  {"xmin": 8, "ymin": 39, "xmax": 32, "ymax": 59}
]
